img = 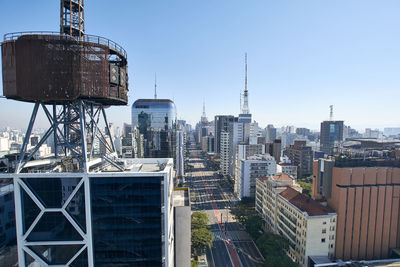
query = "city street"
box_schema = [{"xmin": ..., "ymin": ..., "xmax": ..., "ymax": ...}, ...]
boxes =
[{"xmin": 186, "ymin": 137, "xmax": 264, "ymax": 267}]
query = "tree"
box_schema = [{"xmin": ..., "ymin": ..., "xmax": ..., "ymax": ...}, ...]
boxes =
[
  {"xmin": 191, "ymin": 259, "xmax": 199, "ymax": 267},
  {"xmin": 256, "ymin": 233, "xmax": 298, "ymax": 267},
  {"xmin": 245, "ymin": 215, "xmax": 263, "ymax": 240},
  {"xmin": 231, "ymin": 204, "xmax": 257, "ymax": 224},
  {"xmin": 297, "ymin": 181, "xmax": 312, "ymax": 197},
  {"xmin": 191, "ymin": 211, "xmax": 209, "ymax": 230},
  {"xmin": 191, "ymin": 227, "xmax": 214, "ymax": 255}
]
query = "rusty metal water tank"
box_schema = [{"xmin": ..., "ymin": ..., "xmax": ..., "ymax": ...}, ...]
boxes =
[{"xmin": 1, "ymin": 32, "xmax": 128, "ymax": 105}]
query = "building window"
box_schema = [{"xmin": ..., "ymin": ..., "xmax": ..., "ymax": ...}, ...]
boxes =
[
  {"xmin": 321, "ymin": 238, "xmax": 326, "ymax": 243},
  {"xmin": 323, "ymin": 221, "xmax": 326, "ymax": 225},
  {"xmin": 330, "ymin": 244, "xmax": 334, "ymax": 248},
  {"xmin": 322, "ymin": 228, "xmax": 326, "ymax": 234}
]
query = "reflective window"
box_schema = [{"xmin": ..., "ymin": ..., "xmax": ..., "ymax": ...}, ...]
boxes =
[
  {"xmin": 22, "ymin": 178, "xmax": 81, "ymax": 208},
  {"xmin": 21, "ymin": 189, "xmax": 41, "ymax": 234},
  {"xmin": 27, "ymin": 212, "xmax": 83, "ymax": 242},
  {"xmin": 91, "ymin": 176, "xmax": 163, "ymax": 266},
  {"xmin": 70, "ymin": 248, "xmax": 88, "ymax": 267},
  {"xmin": 28, "ymin": 244, "xmax": 83, "ymax": 265},
  {"xmin": 67, "ymin": 185, "xmax": 86, "ymax": 233}
]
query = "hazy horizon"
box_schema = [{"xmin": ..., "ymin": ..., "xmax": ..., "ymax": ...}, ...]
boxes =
[{"xmin": 1, "ymin": 0, "xmax": 399, "ymax": 131}]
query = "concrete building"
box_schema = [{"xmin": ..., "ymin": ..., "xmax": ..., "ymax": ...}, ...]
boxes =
[
  {"xmin": 176, "ymin": 130, "xmax": 185, "ymax": 180},
  {"xmin": 6, "ymin": 158, "xmax": 177, "ymax": 266},
  {"xmin": 281, "ymin": 132, "xmax": 299, "ymax": 150},
  {"xmin": 266, "ymin": 139, "xmax": 282, "ymax": 163},
  {"xmin": 265, "ymin": 125, "xmax": 277, "ymax": 143},
  {"xmin": 214, "ymin": 115, "xmax": 235, "ymax": 154},
  {"xmin": 364, "ymin": 128, "xmax": 380, "ymax": 138},
  {"xmin": 320, "ymin": 120, "xmax": 344, "ymax": 156},
  {"xmin": 173, "ymin": 188, "xmax": 191, "ymax": 267},
  {"xmin": 313, "ymin": 158, "xmax": 400, "ymax": 261},
  {"xmin": 234, "ymin": 143, "xmax": 265, "ymax": 195},
  {"xmin": 236, "ymin": 154, "xmax": 276, "ymax": 199},
  {"xmin": 0, "ymin": 184, "xmax": 15, "ymax": 247},
  {"xmin": 220, "ymin": 131, "xmax": 230, "ymax": 176},
  {"xmin": 284, "ymin": 140, "xmax": 313, "ymax": 178},
  {"xmin": 256, "ymin": 175, "xmax": 337, "ymax": 266},
  {"xmin": 277, "ymin": 163, "xmax": 298, "ymax": 179}
]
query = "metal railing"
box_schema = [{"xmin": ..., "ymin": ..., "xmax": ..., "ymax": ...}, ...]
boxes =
[{"xmin": 3, "ymin": 31, "xmax": 127, "ymax": 59}]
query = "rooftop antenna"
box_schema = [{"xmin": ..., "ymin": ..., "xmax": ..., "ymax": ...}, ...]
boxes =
[
  {"xmin": 242, "ymin": 53, "xmax": 250, "ymax": 114},
  {"xmin": 154, "ymin": 73, "xmax": 157, "ymax": 99},
  {"xmin": 329, "ymin": 105, "xmax": 333, "ymax": 121}
]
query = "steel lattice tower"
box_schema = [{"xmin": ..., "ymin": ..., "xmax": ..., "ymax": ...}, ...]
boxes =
[
  {"xmin": 242, "ymin": 53, "xmax": 250, "ymax": 114},
  {"xmin": 60, "ymin": 0, "xmax": 85, "ymax": 39}
]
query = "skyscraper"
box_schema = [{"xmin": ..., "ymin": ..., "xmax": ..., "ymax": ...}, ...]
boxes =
[
  {"xmin": 10, "ymin": 158, "xmax": 177, "ymax": 266},
  {"xmin": 131, "ymin": 99, "xmax": 177, "ymax": 158},
  {"xmin": 320, "ymin": 120, "xmax": 344, "ymax": 156},
  {"xmin": 214, "ymin": 115, "xmax": 236, "ymax": 154}
]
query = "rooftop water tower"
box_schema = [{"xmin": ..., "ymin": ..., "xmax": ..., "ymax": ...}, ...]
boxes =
[{"xmin": 1, "ymin": 0, "xmax": 129, "ymax": 173}]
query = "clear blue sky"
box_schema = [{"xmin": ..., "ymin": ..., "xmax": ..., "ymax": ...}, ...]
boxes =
[{"xmin": 1, "ymin": 0, "xmax": 399, "ymax": 131}]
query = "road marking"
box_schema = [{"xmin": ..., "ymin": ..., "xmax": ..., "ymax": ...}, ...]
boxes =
[{"xmin": 199, "ymin": 167, "xmax": 242, "ymax": 267}]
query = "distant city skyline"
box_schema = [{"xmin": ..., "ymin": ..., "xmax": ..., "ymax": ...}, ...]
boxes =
[{"xmin": 1, "ymin": 0, "xmax": 399, "ymax": 130}]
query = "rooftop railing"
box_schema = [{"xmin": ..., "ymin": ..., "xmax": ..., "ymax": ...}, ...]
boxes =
[{"xmin": 3, "ymin": 31, "xmax": 127, "ymax": 59}]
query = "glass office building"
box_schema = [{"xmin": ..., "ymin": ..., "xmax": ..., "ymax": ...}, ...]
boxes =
[
  {"xmin": 10, "ymin": 158, "xmax": 175, "ymax": 266},
  {"xmin": 131, "ymin": 99, "xmax": 177, "ymax": 158},
  {"xmin": 132, "ymin": 99, "xmax": 176, "ymax": 130}
]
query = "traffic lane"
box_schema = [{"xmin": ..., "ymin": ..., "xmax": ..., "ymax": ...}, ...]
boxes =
[
  {"xmin": 209, "ymin": 240, "xmax": 234, "ymax": 267},
  {"xmin": 234, "ymin": 241, "xmax": 264, "ymax": 267}
]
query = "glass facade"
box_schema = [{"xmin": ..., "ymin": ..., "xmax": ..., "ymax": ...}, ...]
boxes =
[
  {"xmin": 131, "ymin": 99, "xmax": 177, "ymax": 158},
  {"xmin": 132, "ymin": 99, "xmax": 176, "ymax": 130},
  {"xmin": 19, "ymin": 176, "xmax": 87, "ymax": 265},
  {"xmin": 90, "ymin": 176, "xmax": 164, "ymax": 266}
]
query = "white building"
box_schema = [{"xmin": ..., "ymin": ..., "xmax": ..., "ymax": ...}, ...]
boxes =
[
  {"xmin": 277, "ymin": 163, "xmax": 298, "ymax": 179},
  {"xmin": 176, "ymin": 130, "xmax": 185, "ymax": 180},
  {"xmin": 236, "ymin": 154, "xmax": 276, "ymax": 199},
  {"xmin": 220, "ymin": 131, "xmax": 230, "ymax": 176},
  {"xmin": 0, "ymin": 137, "xmax": 9, "ymax": 152},
  {"xmin": 234, "ymin": 143, "xmax": 265, "ymax": 195},
  {"xmin": 256, "ymin": 175, "xmax": 337, "ymax": 266}
]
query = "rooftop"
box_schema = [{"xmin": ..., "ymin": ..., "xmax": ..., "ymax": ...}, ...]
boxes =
[
  {"xmin": 334, "ymin": 157, "xmax": 400, "ymax": 168},
  {"xmin": 134, "ymin": 99, "xmax": 174, "ymax": 103},
  {"xmin": 272, "ymin": 173, "xmax": 294, "ymax": 182},
  {"xmin": 173, "ymin": 187, "xmax": 190, "ymax": 206},
  {"xmin": 280, "ymin": 187, "xmax": 335, "ymax": 216}
]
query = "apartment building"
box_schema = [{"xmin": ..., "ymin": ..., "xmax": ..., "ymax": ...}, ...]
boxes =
[
  {"xmin": 284, "ymin": 140, "xmax": 313, "ymax": 178},
  {"xmin": 236, "ymin": 154, "xmax": 276, "ymax": 199},
  {"xmin": 256, "ymin": 175, "xmax": 337, "ymax": 266},
  {"xmin": 220, "ymin": 131, "xmax": 230, "ymax": 176}
]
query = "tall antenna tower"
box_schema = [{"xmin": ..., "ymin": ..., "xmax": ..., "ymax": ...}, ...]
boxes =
[
  {"xmin": 154, "ymin": 73, "xmax": 158, "ymax": 99},
  {"xmin": 330, "ymin": 105, "xmax": 333, "ymax": 121},
  {"xmin": 242, "ymin": 53, "xmax": 250, "ymax": 114},
  {"xmin": 201, "ymin": 99, "xmax": 207, "ymax": 123},
  {"xmin": 60, "ymin": 0, "xmax": 85, "ymax": 39}
]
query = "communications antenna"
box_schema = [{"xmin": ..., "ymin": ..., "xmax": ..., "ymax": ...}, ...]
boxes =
[
  {"xmin": 330, "ymin": 105, "xmax": 333, "ymax": 121},
  {"xmin": 242, "ymin": 53, "xmax": 250, "ymax": 114}
]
